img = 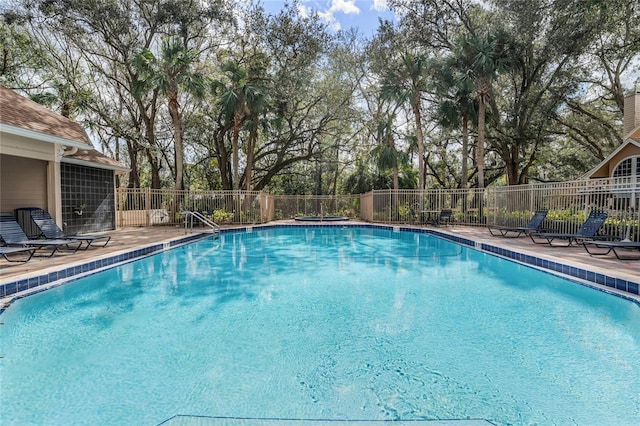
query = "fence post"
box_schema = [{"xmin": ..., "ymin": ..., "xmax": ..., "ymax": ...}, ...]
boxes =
[{"xmin": 145, "ymin": 187, "xmax": 151, "ymax": 227}]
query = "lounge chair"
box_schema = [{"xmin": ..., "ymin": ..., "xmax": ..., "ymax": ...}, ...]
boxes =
[
  {"xmin": 488, "ymin": 209, "xmax": 548, "ymax": 238},
  {"xmin": 30, "ymin": 210, "xmax": 111, "ymax": 249},
  {"xmin": 0, "ymin": 246, "xmax": 36, "ymax": 262},
  {"xmin": 0, "ymin": 214, "xmax": 81, "ymax": 257},
  {"xmin": 583, "ymin": 240, "xmax": 640, "ymax": 260},
  {"xmin": 530, "ymin": 210, "xmax": 613, "ymax": 247},
  {"xmin": 435, "ymin": 209, "xmax": 453, "ymax": 226}
]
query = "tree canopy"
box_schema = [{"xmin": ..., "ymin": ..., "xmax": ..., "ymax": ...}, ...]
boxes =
[{"xmin": 2, "ymin": 0, "xmax": 638, "ymax": 193}]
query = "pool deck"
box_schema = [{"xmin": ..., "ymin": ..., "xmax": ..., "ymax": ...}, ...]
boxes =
[{"xmin": 1, "ymin": 221, "xmax": 639, "ymax": 304}]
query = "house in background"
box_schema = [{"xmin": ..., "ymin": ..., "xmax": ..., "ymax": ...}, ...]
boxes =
[
  {"xmin": 583, "ymin": 90, "xmax": 640, "ymax": 210},
  {"xmin": 0, "ymin": 85, "xmax": 128, "ymax": 235},
  {"xmin": 585, "ymin": 89, "xmax": 640, "ymax": 180}
]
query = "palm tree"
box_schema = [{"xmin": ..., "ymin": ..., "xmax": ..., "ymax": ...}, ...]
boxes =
[
  {"xmin": 432, "ymin": 59, "xmax": 477, "ymax": 189},
  {"xmin": 381, "ymin": 52, "xmax": 430, "ymax": 190},
  {"xmin": 371, "ymin": 118, "xmax": 402, "ymax": 191},
  {"xmin": 243, "ymin": 87, "xmax": 271, "ymax": 193},
  {"xmin": 371, "ymin": 115, "xmax": 408, "ymax": 220},
  {"xmin": 212, "ymin": 61, "xmax": 269, "ymax": 192},
  {"xmin": 454, "ymin": 30, "xmax": 515, "ymax": 189},
  {"xmin": 133, "ymin": 38, "xmax": 205, "ymax": 190}
]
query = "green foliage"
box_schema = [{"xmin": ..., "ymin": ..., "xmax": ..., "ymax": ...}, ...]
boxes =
[
  {"xmin": 210, "ymin": 209, "xmax": 233, "ymax": 223},
  {"xmin": 4, "ymin": 0, "xmax": 638, "ymax": 195}
]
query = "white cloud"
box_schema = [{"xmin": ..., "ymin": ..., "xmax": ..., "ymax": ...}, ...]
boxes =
[
  {"xmin": 372, "ymin": 0, "xmax": 389, "ymax": 11},
  {"xmin": 297, "ymin": 2, "xmax": 312, "ymax": 19},
  {"xmin": 330, "ymin": 0, "xmax": 360, "ymax": 15},
  {"xmin": 316, "ymin": 0, "xmax": 360, "ymax": 32}
]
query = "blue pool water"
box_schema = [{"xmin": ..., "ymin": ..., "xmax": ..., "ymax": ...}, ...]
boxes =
[{"xmin": 1, "ymin": 226, "xmax": 639, "ymax": 425}]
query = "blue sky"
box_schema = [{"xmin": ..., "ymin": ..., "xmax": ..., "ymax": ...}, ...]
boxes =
[{"xmin": 260, "ymin": 0, "xmax": 397, "ymax": 35}]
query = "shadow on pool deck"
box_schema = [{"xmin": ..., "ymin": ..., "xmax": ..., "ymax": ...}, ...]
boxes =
[{"xmin": 1, "ymin": 221, "xmax": 638, "ymax": 299}]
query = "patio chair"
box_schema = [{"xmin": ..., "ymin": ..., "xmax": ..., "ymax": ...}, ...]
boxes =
[
  {"xmin": 0, "ymin": 214, "xmax": 81, "ymax": 257},
  {"xmin": 435, "ymin": 209, "xmax": 453, "ymax": 226},
  {"xmin": 488, "ymin": 209, "xmax": 548, "ymax": 238},
  {"xmin": 30, "ymin": 210, "xmax": 111, "ymax": 249},
  {"xmin": 529, "ymin": 210, "xmax": 613, "ymax": 247},
  {"xmin": 582, "ymin": 240, "xmax": 640, "ymax": 261},
  {"xmin": 0, "ymin": 246, "xmax": 36, "ymax": 263}
]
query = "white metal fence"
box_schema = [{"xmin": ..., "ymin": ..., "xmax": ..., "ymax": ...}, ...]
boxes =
[
  {"xmin": 115, "ymin": 189, "xmax": 359, "ymax": 227},
  {"xmin": 116, "ymin": 189, "xmax": 269, "ymax": 226},
  {"xmin": 272, "ymin": 195, "xmax": 360, "ymax": 220},
  {"xmin": 364, "ymin": 176, "xmax": 639, "ymax": 242},
  {"xmin": 116, "ymin": 176, "xmax": 639, "ymax": 242}
]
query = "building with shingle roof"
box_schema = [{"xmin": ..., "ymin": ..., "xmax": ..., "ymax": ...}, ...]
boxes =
[
  {"xmin": 0, "ymin": 85, "xmax": 128, "ymax": 234},
  {"xmin": 582, "ymin": 90, "xmax": 640, "ymax": 211},
  {"xmin": 584, "ymin": 90, "xmax": 640, "ymax": 179}
]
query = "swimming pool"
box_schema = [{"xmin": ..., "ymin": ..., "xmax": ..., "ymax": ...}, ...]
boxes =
[{"xmin": 1, "ymin": 226, "xmax": 639, "ymax": 425}]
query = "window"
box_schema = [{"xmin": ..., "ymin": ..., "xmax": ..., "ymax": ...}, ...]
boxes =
[{"xmin": 612, "ymin": 156, "xmax": 640, "ymax": 177}]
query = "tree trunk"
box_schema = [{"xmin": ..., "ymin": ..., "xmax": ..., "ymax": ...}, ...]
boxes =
[
  {"xmin": 477, "ymin": 94, "xmax": 486, "ymax": 190},
  {"xmin": 135, "ymin": 88, "xmax": 161, "ymax": 189},
  {"xmin": 461, "ymin": 112, "xmax": 469, "ymax": 188},
  {"xmin": 144, "ymin": 149, "xmax": 162, "ymax": 190},
  {"xmin": 331, "ymin": 144, "xmax": 339, "ymax": 196},
  {"xmin": 126, "ymin": 140, "xmax": 141, "ymax": 189},
  {"xmin": 232, "ymin": 111, "xmax": 242, "ymax": 191},
  {"xmin": 412, "ymin": 93, "xmax": 426, "ymax": 190},
  {"xmin": 505, "ymin": 145, "xmax": 519, "ymax": 186},
  {"xmin": 214, "ymin": 127, "xmax": 232, "ymax": 190},
  {"xmin": 476, "ymin": 79, "xmax": 489, "ymax": 224},
  {"xmin": 168, "ymin": 93, "xmax": 184, "ymax": 190},
  {"xmin": 245, "ymin": 123, "xmax": 257, "ymax": 193}
]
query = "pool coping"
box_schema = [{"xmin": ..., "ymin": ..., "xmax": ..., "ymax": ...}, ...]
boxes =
[{"xmin": 1, "ymin": 222, "xmax": 639, "ymax": 311}]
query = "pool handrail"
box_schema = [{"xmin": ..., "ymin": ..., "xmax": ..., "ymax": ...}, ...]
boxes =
[{"xmin": 181, "ymin": 211, "xmax": 221, "ymax": 236}]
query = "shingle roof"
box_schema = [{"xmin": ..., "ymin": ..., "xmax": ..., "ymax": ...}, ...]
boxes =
[
  {"xmin": 0, "ymin": 84, "xmax": 91, "ymax": 145},
  {"xmin": 1, "ymin": 85, "xmax": 128, "ymax": 172},
  {"xmin": 64, "ymin": 148, "xmax": 129, "ymax": 171}
]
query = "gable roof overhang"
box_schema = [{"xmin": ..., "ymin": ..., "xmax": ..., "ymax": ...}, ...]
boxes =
[
  {"xmin": 583, "ymin": 126, "xmax": 640, "ymax": 179},
  {"xmin": 0, "ymin": 122, "xmax": 91, "ymax": 149},
  {"xmin": 1, "ymin": 85, "xmax": 128, "ymax": 172},
  {"xmin": 62, "ymin": 149, "xmax": 130, "ymax": 174},
  {"xmin": 0, "ymin": 84, "xmax": 92, "ymax": 147}
]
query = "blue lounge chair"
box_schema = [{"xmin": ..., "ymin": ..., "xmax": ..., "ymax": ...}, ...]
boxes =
[
  {"xmin": 488, "ymin": 209, "xmax": 548, "ymax": 238},
  {"xmin": 583, "ymin": 240, "xmax": 640, "ymax": 260},
  {"xmin": 0, "ymin": 246, "xmax": 36, "ymax": 262},
  {"xmin": 0, "ymin": 214, "xmax": 81, "ymax": 257},
  {"xmin": 30, "ymin": 210, "xmax": 111, "ymax": 249},
  {"xmin": 530, "ymin": 210, "xmax": 612, "ymax": 247}
]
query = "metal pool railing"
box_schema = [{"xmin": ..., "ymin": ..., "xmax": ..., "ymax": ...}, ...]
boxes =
[
  {"xmin": 115, "ymin": 175, "xmax": 639, "ymax": 242},
  {"xmin": 362, "ymin": 176, "xmax": 639, "ymax": 242},
  {"xmin": 115, "ymin": 190, "xmax": 359, "ymax": 227},
  {"xmin": 271, "ymin": 194, "xmax": 360, "ymax": 221},
  {"xmin": 116, "ymin": 189, "xmax": 270, "ymax": 227}
]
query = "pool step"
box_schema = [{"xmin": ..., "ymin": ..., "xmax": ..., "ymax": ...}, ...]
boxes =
[{"xmin": 159, "ymin": 416, "xmax": 495, "ymax": 426}]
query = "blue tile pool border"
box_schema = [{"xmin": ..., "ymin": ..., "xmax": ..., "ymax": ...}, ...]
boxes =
[
  {"xmin": 0, "ymin": 232, "xmax": 212, "ymax": 306},
  {"xmin": 1, "ymin": 224, "xmax": 638, "ymax": 307}
]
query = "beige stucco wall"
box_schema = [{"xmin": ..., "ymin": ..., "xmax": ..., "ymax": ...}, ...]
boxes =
[
  {"xmin": 589, "ymin": 144, "xmax": 640, "ymax": 178},
  {"xmin": 0, "ymin": 154, "xmax": 48, "ymax": 213},
  {"xmin": 624, "ymin": 93, "xmax": 640, "ymax": 136},
  {"xmin": 0, "ymin": 132, "xmax": 56, "ymax": 161},
  {"xmin": 0, "ymin": 132, "xmax": 61, "ymax": 222}
]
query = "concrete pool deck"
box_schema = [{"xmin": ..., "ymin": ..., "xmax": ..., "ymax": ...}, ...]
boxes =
[{"xmin": 1, "ymin": 221, "xmax": 639, "ymax": 304}]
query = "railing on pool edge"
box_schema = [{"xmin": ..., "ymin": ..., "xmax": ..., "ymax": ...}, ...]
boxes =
[{"xmin": 181, "ymin": 211, "xmax": 221, "ymax": 238}]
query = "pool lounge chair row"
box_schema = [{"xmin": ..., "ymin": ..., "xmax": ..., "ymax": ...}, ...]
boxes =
[
  {"xmin": 0, "ymin": 211, "xmax": 111, "ymax": 262},
  {"xmin": 30, "ymin": 210, "xmax": 111, "ymax": 249},
  {"xmin": 0, "ymin": 246, "xmax": 37, "ymax": 262},
  {"xmin": 582, "ymin": 240, "xmax": 640, "ymax": 261},
  {"xmin": 489, "ymin": 209, "xmax": 640, "ymax": 260},
  {"xmin": 488, "ymin": 209, "xmax": 549, "ymax": 238}
]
